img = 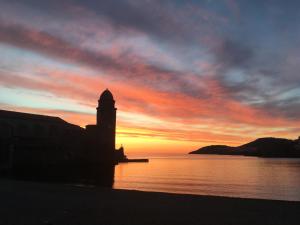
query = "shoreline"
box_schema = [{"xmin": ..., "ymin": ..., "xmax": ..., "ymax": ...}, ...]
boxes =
[
  {"xmin": 113, "ymin": 187, "xmax": 300, "ymax": 203},
  {"xmin": 1, "ymin": 179, "xmax": 300, "ymax": 225}
]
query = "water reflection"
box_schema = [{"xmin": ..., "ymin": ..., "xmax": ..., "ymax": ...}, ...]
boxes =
[{"xmin": 114, "ymin": 155, "xmax": 300, "ymax": 201}]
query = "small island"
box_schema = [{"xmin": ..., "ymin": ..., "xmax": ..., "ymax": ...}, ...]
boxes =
[{"xmin": 189, "ymin": 137, "xmax": 300, "ymax": 158}]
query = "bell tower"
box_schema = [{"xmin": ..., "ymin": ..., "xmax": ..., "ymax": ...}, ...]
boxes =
[{"xmin": 97, "ymin": 89, "xmax": 117, "ymax": 151}]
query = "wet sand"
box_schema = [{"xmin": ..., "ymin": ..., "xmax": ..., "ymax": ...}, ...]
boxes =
[{"xmin": 0, "ymin": 179, "xmax": 299, "ymax": 225}]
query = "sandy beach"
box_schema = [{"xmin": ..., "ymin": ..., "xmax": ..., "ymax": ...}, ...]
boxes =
[{"xmin": 0, "ymin": 179, "xmax": 299, "ymax": 225}]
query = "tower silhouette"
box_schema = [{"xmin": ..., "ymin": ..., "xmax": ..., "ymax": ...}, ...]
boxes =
[
  {"xmin": 97, "ymin": 89, "xmax": 117, "ymax": 152},
  {"xmin": 84, "ymin": 89, "xmax": 117, "ymax": 185}
]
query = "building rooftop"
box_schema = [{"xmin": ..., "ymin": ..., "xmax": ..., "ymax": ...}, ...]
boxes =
[{"xmin": 0, "ymin": 109, "xmax": 82, "ymax": 129}]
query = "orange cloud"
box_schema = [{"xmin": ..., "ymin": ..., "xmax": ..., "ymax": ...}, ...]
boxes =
[
  {"xmin": 1, "ymin": 22, "xmax": 300, "ymax": 155},
  {"xmin": 1, "ymin": 65, "xmax": 300, "ymax": 156}
]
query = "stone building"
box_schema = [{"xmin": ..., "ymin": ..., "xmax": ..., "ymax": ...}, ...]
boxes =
[{"xmin": 0, "ymin": 89, "xmax": 117, "ymax": 186}]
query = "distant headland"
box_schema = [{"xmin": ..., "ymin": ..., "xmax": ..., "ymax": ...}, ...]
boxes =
[{"xmin": 189, "ymin": 137, "xmax": 300, "ymax": 158}]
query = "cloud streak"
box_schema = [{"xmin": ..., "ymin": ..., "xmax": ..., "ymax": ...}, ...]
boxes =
[{"xmin": 1, "ymin": 0, "xmax": 300, "ymax": 153}]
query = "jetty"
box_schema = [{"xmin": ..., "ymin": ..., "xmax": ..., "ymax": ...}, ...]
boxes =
[{"xmin": 119, "ymin": 158, "xmax": 149, "ymax": 163}]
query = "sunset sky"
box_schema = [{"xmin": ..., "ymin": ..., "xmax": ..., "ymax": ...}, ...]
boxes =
[{"xmin": 0, "ymin": 0, "xmax": 300, "ymax": 156}]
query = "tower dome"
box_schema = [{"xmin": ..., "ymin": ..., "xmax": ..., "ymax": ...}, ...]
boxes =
[
  {"xmin": 99, "ymin": 89, "xmax": 114, "ymax": 102},
  {"xmin": 97, "ymin": 88, "xmax": 116, "ymax": 126}
]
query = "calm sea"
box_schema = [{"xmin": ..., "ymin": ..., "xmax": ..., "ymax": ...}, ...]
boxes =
[{"xmin": 114, "ymin": 155, "xmax": 300, "ymax": 201}]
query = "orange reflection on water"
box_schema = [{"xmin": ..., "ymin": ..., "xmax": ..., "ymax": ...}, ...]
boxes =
[{"xmin": 114, "ymin": 155, "xmax": 300, "ymax": 201}]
